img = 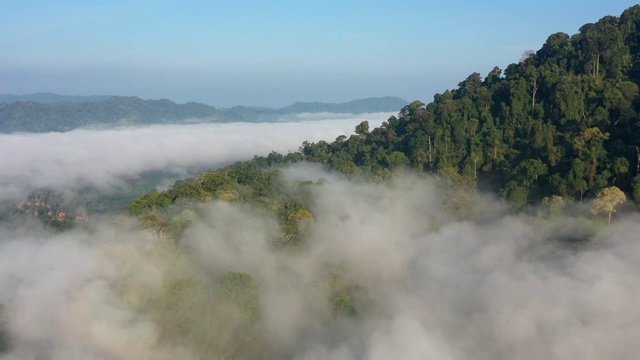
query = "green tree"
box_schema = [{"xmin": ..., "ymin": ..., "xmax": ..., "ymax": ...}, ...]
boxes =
[
  {"xmin": 354, "ymin": 121, "xmax": 370, "ymax": 136},
  {"xmin": 540, "ymin": 195, "xmax": 566, "ymax": 217},
  {"xmin": 632, "ymin": 175, "xmax": 640, "ymax": 204},
  {"xmin": 140, "ymin": 213, "xmax": 168, "ymax": 238}
]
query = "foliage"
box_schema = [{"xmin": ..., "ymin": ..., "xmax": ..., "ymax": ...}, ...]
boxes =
[
  {"xmin": 293, "ymin": 6, "xmax": 640, "ymax": 207},
  {"xmin": 541, "ymin": 195, "xmax": 566, "ymax": 217},
  {"xmin": 591, "ymin": 186, "xmax": 626, "ymax": 224},
  {"xmin": 131, "ymin": 5, "xmax": 640, "ymax": 242}
]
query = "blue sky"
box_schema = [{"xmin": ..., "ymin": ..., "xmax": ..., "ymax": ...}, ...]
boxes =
[{"xmin": 0, "ymin": 0, "xmax": 637, "ymax": 107}]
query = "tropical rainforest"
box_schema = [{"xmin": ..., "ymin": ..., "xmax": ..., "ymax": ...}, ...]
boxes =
[
  {"xmin": 132, "ymin": 5, "xmax": 640, "ymax": 229},
  {"xmin": 2, "ymin": 6, "xmax": 640, "ymax": 360}
]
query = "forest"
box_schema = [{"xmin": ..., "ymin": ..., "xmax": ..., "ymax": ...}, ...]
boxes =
[
  {"xmin": 2, "ymin": 6, "xmax": 640, "ymax": 360},
  {"xmin": 130, "ymin": 5, "xmax": 640, "ymax": 240}
]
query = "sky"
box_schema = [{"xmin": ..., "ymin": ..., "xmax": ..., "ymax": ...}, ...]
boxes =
[{"xmin": 0, "ymin": 0, "xmax": 638, "ymax": 107}]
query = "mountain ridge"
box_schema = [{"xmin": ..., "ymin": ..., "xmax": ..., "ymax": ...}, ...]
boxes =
[{"xmin": 0, "ymin": 95, "xmax": 408, "ymax": 133}]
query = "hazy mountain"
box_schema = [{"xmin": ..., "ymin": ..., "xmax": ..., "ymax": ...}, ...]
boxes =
[
  {"xmin": 0, "ymin": 92, "xmax": 111, "ymax": 104},
  {"xmin": 0, "ymin": 96, "xmax": 225, "ymax": 132},
  {"xmin": 277, "ymin": 96, "xmax": 410, "ymax": 114},
  {"xmin": 0, "ymin": 95, "xmax": 407, "ymax": 133}
]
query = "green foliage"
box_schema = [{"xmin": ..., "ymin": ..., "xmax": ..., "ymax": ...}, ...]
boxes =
[
  {"xmin": 214, "ymin": 272, "xmax": 260, "ymax": 321},
  {"xmin": 293, "ymin": 6, "xmax": 640, "ymax": 206},
  {"xmin": 130, "ymin": 189, "xmax": 171, "ymax": 215},
  {"xmin": 541, "ymin": 195, "xmax": 566, "ymax": 217},
  {"xmin": 326, "ymin": 273, "xmax": 369, "ymax": 319},
  {"xmin": 131, "ymin": 5, "xmax": 640, "ymax": 227},
  {"xmin": 139, "ymin": 213, "xmax": 168, "ymax": 238},
  {"xmin": 633, "ymin": 175, "xmax": 640, "ymax": 204}
]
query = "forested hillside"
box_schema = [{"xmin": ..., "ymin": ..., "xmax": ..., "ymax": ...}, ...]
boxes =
[
  {"xmin": 134, "ymin": 5, "xmax": 640, "ymax": 219},
  {"xmin": 4, "ymin": 8, "xmax": 640, "ymax": 360},
  {"xmin": 297, "ymin": 6, "xmax": 640, "ymax": 207}
]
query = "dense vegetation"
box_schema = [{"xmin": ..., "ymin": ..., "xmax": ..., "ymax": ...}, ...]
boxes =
[
  {"xmin": 132, "ymin": 6, "xmax": 640, "ymax": 230},
  {"xmin": 297, "ymin": 6, "xmax": 640, "ymax": 207},
  {"xmin": 123, "ymin": 13, "xmax": 640, "ymax": 342},
  {"xmin": 0, "ymin": 96, "xmax": 407, "ymax": 133},
  {"xmin": 4, "ymin": 7, "xmax": 640, "ymax": 360}
]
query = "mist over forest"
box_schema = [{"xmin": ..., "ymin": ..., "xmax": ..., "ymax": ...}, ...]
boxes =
[
  {"xmin": 0, "ymin": 114, "xmax": 389, "ymax": 202},
  {"xmin": 2, "ymin": 4, "xmax": 640, "ymax": 360}
]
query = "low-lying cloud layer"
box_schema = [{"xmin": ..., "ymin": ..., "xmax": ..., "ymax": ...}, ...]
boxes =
[
  {"xmin": 0, "ymin": 171, "xmax": 638, "ymax": 359},
  {"xmin": 0, "ymin": 113, "xmax": 390, "ymax": 200}
]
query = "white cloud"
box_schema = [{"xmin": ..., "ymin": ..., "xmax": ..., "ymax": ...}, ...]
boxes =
[
  {"xmin": 0, "ymin": 114, "xmax": 391, "ymax": 200},
  {"xmin": 1, "ymin": 174, "xmax": 639, "ymax": 359}
]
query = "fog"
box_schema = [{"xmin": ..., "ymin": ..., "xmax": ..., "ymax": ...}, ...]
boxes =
[
  {"xmin": 0, "ymin": 167, "xmax": 639, "ymax": 359},
  {"xmin": 0, "ymin": 113, "xmax": 390, "ymax": 201}
]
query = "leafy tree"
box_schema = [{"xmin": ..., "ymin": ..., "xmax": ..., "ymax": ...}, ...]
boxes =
[
  {"xmin": 354, "ymin": 121, "xmax": 370, "ymax": 136},
  {"xmin": 540, "ymin": 195, "xmax": 566, "ymax": 217},
  {"xmin": 130, "ymin": 189, "xmax": 171, "ymax": 215},
  {"xmin": 591, "ymin": 186, "xmax": 626, "ymax": 225},
  {"xmin": 500, "ymin": 181, "xmax": 529, "ymax": 210},
  {"xmin": 214, "ymin": 272, "xmax": 259, "ymax": 321},
  {"xmin": 140, "ymin": 213, "xmax": 168, "ymax": 238}
]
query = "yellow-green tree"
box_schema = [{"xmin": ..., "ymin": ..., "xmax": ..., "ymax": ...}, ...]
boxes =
[
  {"xmin": 591, "ymin": 186, "xmax": 626, "ymax": 225},
  {"xmin": 541, "ymin": 195, "xmax": 565, "ymax": 217}
]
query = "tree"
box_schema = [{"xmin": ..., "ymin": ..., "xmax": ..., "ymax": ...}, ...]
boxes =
[
  {"xmin": 215, "ymin": 272, "xmax": 259, "ymax": 319},
  {"xmin": 140, "ymin": 213, "xmax": 168, "ymax": 238},
  {"xmin": 591, "ymin": 186, "xmax": 626, "ymax": 225},
  {"xmin": 130, "ymin": 189, "xmax": 171, "ymax": 215},
  {"xmin": 632, "ymin": 175, "xmax": 640, "ymax": 204},
  {"xmin": 573, "ymin": 128, "xmax": 610, "ymax": 188},
  {"xmin": 354, "ymin": 121, "xmax": 370, "ymax": 136},
  {"xmin": 500, "ymin": 181, "xmax": 529, "ymax": 210},
  {"xmin": 541, "ymin": 195, "xmax": 565, "ymax": 217},
  {"xmin": 443, "ymin": 186, "xmax": 474, "ymax": 219}
]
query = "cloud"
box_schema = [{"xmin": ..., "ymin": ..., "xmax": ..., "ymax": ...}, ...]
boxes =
[
  {"xmin": 0, "ymin": 114, "xmax": 391, "ymax": 201},
  {"xmin": 0, "ymin": 157, "xmax": 638, "ymax": 358},
  {"xmin": 181, "ymin": 173, "xmax": 640, "ymax": 359}
]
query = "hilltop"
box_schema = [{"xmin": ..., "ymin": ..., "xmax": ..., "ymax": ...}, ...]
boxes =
[{"xmin": 132, "ymin": 4, "xmax": 640, "ymax": 223}]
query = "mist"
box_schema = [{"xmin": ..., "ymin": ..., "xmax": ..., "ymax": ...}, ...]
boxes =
[
  {"xmin": 0, "ymin": 114, "xmax": 390, "ymax": 201},
  {"xmin": 0, "ymin": 169, "xmax": 638, "ymax": 359}
]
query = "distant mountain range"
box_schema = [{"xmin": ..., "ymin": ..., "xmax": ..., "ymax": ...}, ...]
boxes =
[
  {"xmin": 0, "ymin": 94, "xmax": 408, "ymax": 133},
  {"xmin": 0, "ymin": 92, "xmax": 112, "ymax": 104}
]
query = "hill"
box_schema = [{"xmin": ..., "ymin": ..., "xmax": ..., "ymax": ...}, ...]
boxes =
[
  {"xmin": 0, "ymin": 96, "xmax": 225, "ymax": 132},
  {"xmin": 0, "ymin": 96, "xmax": 407, "ymax": 132},
  {"xmin": 0, "ymin": 92, "xmax": 111, "ymax": 104},
  {"xmin": 277, "ymin": 96, "xmax": 410, "ymax": 114},
  {"xmin": 294, "ymin": 5, "xmax": 640, "ymax": 207},
  {"xmin": 130, "ymin": 4, "xmax": 640, "ymax": 224}
]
